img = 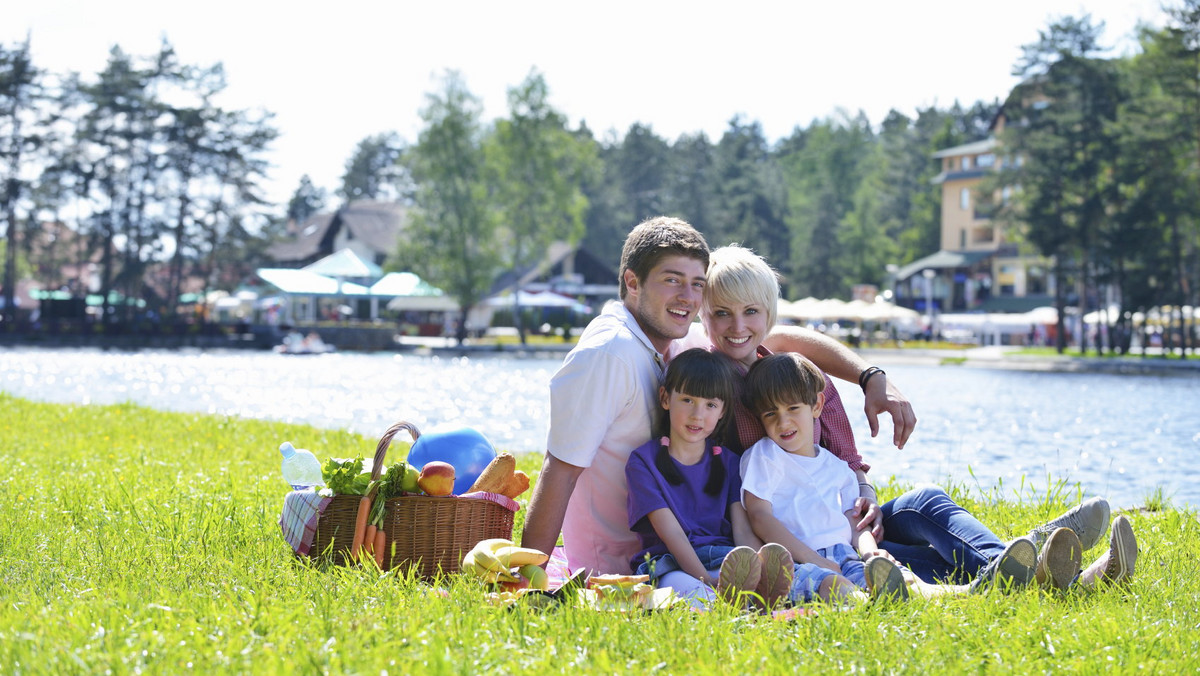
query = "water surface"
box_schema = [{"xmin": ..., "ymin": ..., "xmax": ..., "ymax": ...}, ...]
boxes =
[{"xmin": 3, "ymin": 347, "xmax": 1196, "ymax": 509}]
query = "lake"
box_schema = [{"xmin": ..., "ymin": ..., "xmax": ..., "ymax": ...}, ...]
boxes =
[{"xmin": 3, "ymin": 346, "xmax": 1197, "ymax": 510}]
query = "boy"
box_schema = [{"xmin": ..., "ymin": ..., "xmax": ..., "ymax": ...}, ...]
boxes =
[{"xmin": 739, "ymin": 352, "xmax": 917, "ymax": 601}]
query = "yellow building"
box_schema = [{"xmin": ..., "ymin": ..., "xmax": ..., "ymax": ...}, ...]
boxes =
[{"xmin": 894, "ymin": 119, "xmax": 1054, "ymax": 314}]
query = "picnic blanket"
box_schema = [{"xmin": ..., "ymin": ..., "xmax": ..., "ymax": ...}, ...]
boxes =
[{"xmin": 279, "ymin": 490, "xmax": 332, "ymax": 556}]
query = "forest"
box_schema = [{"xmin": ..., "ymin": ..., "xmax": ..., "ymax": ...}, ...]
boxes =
[{"xmin": 2, "ymin": 6, "xmax": 1198, "ymax": 353}]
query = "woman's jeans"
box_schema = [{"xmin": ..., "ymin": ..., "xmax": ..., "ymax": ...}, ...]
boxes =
[{"xmin": 879, "ymin": 484, "xmax": 1007, "ymax": 584}]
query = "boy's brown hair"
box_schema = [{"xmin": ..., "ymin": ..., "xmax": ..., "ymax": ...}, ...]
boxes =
[
  {"xmin": 743, "ymin": 352, "xmax": 827, "ymax": 416},
  {"xmin": 618, "ymin": 216, "xmax": 710, "ymax": 300}
]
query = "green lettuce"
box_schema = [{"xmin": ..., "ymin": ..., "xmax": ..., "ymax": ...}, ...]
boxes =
[{"xmin": 321, "ymin": 457, "xmax": 372, "ymax": 495}]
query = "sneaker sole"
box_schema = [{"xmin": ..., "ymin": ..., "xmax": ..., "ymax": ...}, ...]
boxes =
[
  {"xmin": 1036, "ymin": 528, "xmax": 1082, "ymax": 590},
  {"xmin": 865, "ymin": 556, "xmax": 909, "ymax": 601},
  {"xmin": 993, "ymin": 539, "xmax": 1037, "ymax": 590},
  {"xmin": 755, "ymin": 543, "xmax": 794, "ymax": 608},
  {"xmin": 718, "ymin": 546, "xmax": 762, "ymax": 603}
]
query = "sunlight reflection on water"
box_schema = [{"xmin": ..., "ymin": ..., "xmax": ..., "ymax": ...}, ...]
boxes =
[{"xmin": 4, "ymin": 347, "xmax": 1197, "ymax": 509}]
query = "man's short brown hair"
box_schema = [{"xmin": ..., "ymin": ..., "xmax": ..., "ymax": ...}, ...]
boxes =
[{"xmin": 618, "ymin": 216, "xmax": 710, "ymax": 299}]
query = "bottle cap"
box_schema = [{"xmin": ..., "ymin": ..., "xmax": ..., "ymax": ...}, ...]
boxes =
[{"xmin": 279, "ymin": 441, "xmax": 295, "ymax": 458}]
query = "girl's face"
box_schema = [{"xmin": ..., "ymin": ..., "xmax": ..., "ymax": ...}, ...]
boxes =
[
  {"xmin": 659, "ymin": 388, "xmax": 726, "ymax": 447},
  {"xmin": 702, "ymin": 300, "xmax": 770, "ymax": 368}
]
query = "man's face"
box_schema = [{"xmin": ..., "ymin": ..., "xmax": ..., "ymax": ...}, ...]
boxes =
[{"xmin": 624, "ymin": 254, "xmax": 707, "ymax": 354}]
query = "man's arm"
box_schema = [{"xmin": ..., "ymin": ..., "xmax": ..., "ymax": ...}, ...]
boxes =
[
  {"xmin": 764, "ymin": 325, "xmax": 917, "ymax": 449},
  {"xmin": 520, "ymin": 452, "xmax": 585, "ymax": 562}
]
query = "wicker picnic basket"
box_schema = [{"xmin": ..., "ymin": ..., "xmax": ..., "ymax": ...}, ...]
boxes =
[{"xmin": 307, "ymin": 420, "xmax": 516, "ymax": 577}]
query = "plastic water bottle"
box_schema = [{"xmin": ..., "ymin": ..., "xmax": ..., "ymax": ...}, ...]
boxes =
[{"xmin": 280, "ymin": 442, "xmax": 325, "ymax": 490}]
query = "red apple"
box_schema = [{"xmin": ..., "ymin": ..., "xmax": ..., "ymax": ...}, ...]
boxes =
[{"xmin": 417, "ymin": 461, "xmax": 456, "ymax": 496}]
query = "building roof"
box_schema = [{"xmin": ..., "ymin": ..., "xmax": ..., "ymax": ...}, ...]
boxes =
[
  {"xmin": 369, "ymin": 271, "xmax": 445, "ymax": 297},
  {"xmin": 267, "ymin": 201, "xmax": 408, "ymax": 265},
  {"xmin": 256, "ymin": 268, "xmax": 371, "ymax": 295},
  {"xmin": 895, "ymin": 250, "xmax": 995, "ymax": 282},
  {"xmin": 931, "ymin": 137, "xmax": 997, "ymax": 159},
  {"xmin": 303, "ymin": 248, "xmax": 383, "ymax": 279}
]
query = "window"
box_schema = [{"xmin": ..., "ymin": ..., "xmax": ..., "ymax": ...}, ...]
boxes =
[
  {"xmin": 962, "ymin": 156, "xmax": 973, "ymax": 170},
  {"xmin": 977, "ymin": 153, "xmax": 995, "ymax": 168},
  {"xmin": 1001, "ymin": 186, "xmax": 1013, "ymax": 205},
  {"xmin": 960, "ymin": 188, "xmax": 970, "ymax": 210}
]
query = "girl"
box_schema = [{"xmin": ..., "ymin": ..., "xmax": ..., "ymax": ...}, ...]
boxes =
[{"xmin": 624, "ymin": 347, "xmax": 792, "ymax": 608}]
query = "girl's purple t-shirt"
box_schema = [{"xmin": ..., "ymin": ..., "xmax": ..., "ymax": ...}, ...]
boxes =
[{"xmin": 624, "ymin": 438, "xmax": 743, "ymax": 571}]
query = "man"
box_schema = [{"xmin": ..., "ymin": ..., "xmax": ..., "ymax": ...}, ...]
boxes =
[{"xmin": 521, "ymin": 216, "xmax": 915, "ymax": 575}]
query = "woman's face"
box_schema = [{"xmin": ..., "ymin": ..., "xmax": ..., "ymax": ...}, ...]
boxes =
[{"xmin": 702, "ymin": 299, "xmax": 770, "ymax": 367}]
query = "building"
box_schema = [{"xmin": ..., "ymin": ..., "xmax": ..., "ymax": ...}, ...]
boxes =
[
  {"xmin": 268, "ymin": 201, "xmax": 409, "ymax": 269},
  {"xmin": 894, "ymin": 114, "xmax": 1054, "ymax": 315}
]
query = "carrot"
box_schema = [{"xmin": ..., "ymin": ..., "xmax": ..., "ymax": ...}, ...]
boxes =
[
  {"xmin": 350, "ymin": 495, "xmax": 372, "ymax": 560},
  {"xmin": 363, "ymin": 524, "xmax": 377, "ymax": 561},
  {"xmin": 373, "ymin": 529, "xmax": 386, "ymax": 568}
]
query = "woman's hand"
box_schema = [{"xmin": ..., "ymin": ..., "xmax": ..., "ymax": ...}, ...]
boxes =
[
  {"xmin": 849, "ymin": 496, "xmax": 884, "ymax": 541},
  {"xmin": 864, "ymin": 373, "xmax": 917, "ymax": 449}
]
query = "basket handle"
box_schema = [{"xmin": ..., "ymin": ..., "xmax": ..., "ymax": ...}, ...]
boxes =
[{"xmin": 371, "ymin": 421, "xmax": 421, "ymax": 479}]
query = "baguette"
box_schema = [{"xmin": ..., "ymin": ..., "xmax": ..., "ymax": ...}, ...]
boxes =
[
  {"xmin": 500, "ymin": 469, "xmax": 530, "ymax": 499},
  {"xmin": 469, "ymin": 453, "xmax": 516, "ymax": 493}
]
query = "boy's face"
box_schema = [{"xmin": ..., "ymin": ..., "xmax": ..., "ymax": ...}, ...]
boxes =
[
  {"xmin": 759, "ymin": 393, "xmax": 825, "ymax": 456},
  {"xmin": 660, "ymin": 388, "xmax": 725, "ymax": 448}
]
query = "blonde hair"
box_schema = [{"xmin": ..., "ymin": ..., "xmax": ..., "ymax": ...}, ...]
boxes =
[{"xmin": 702, "ymin": 245, "xmax": 781, "ymax": 330}]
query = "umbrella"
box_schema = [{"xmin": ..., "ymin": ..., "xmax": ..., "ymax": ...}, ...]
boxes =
[{"xmin": 484, "ymin": 291, "xmax": 590, "ymax": 313}]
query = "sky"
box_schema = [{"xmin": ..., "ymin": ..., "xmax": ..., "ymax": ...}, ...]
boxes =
[{"xmin": 5, "ymin": 0, "xmax": 1171, "ymax": 208}]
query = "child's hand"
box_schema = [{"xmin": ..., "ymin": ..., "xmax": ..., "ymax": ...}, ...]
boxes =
[{"xmin": 862, "ymin": 549, "xmax": 899, "ymax": 566}]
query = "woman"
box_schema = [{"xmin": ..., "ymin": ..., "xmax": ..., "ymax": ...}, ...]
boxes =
[{"xmin": 680, "ymin": 245, "xmax": 1134, "ymax": 589}]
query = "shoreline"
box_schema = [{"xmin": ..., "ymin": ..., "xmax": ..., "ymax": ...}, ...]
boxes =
[{"xmin": 4, "ymin": 337, "xmax": 1199, "ymax": 375}]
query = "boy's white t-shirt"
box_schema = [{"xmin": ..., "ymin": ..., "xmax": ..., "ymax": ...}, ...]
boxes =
[{"xmin": 739, "ymin": 437, "xmax": 858, "ymax": 552}]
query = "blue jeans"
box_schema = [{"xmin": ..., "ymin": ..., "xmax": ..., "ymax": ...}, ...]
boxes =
[
  {"xmin": 636, "ymin": 545, "xmax": 735, "ymax": 582},
  {"xmin": 878, "ymin": 484, "xmax": 1007, "ymax": 584}
]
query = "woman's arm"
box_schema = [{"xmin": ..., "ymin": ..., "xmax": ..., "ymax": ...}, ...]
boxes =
[
  {"xmin": 743, "ymin": 492, "xmax": 839, "ymax": 573},
  {"xmin": 764, "ymin": 325, "xmax": 917, "ymax": 449},
  {"xmin": 729, "ymin": 502, "xmax": 762, "ymax": 550},
  {"xmin": 647, "ymin": 508, "xmax": 718, "ymax": 587}
]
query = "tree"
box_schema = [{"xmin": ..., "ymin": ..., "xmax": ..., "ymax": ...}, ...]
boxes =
[
  {"xmin": 778, "ymin": 112, "xmax": 874, "ymax": 299},
  {"xmin": 1002, "ymin": 15, "xmax": 1124, "ymax": 353},
  {"xmin": 286, "ymin": 175, "xmax": 326, "ymax": 226},
  {"xmin": 0, "ymin": 36, "xmax": 46, "ymax": 326},
  {"xmin": 614, "ymin": 123, "xmax": 670, "ymax": 224},
  {"xmin": 664, "ymin": 131, "xmax": 718, "ymax": 243},
  {"xmin": 338, "ymin": 132, "xmax": 410, "ymax": 203},
  {"xmin": 710, "ymin": 117, "xmax": 788, "ymax": 275},
  {"xmin": 1108, "ymin": 6, "xmax": 1200, "ymax": 357},
  {"xmin": 395, "ymin": 71, "xmax": 499, "ymax": 344},
  {"xmin": 486, "ymin": 70, "xmax": 593, "ymax": 343},
  {"xmin": 575, "ymin": 123, "xmax": 627, "ymax": 269}
]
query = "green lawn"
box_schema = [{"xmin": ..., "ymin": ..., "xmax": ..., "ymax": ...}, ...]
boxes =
[{"xmin": 2, "ymin": 393, "xmax": 1197, "ymax": 674}]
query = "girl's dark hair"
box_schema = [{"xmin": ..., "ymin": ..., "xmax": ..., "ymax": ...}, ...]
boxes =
[
  {"xmin": 654, "ymin": 348, "xmax": 737, "ymax": 496},
  {"xmin": 742, "ymin": 352, "xmax": 826, "ymax": 417}
]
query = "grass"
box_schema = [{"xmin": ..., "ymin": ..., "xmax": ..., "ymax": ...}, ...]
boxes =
[{"xmin": 2, "ymin": 393, "xmax": 1199, "ymax": 674}]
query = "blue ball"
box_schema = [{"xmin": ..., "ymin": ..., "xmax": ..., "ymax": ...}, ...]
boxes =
[{"xmin": 407, "ymin": 426, "xmax": 497, "ymax": 495}]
